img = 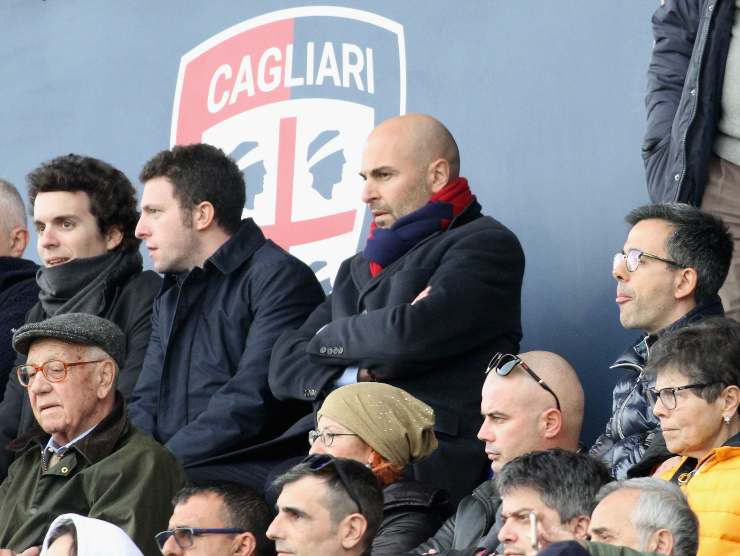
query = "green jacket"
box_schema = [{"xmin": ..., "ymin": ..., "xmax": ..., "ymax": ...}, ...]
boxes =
[
  {"xmin": 586, "ymin": 541, "xmax": 663, "ymax": 556},
  {"xmin": 0, "ymin": 395, "xmax": 186, "ymax": 556}
]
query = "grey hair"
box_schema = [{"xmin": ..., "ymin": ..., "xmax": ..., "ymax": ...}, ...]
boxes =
[
  {"xmin": 595, "ymin": 478, "xmax": 698, "ymax": 556},
  {"xmin": 0, "ymin": 178, "xmax": 27, "ymax": 231}
]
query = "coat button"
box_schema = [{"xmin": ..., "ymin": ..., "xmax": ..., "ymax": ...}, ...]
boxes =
[
  {"xmin": 320, "ymin": 346, "xmax": 327, "ymax": 354},
  {"xmin": 689, "ymin": 88, "xmax": 696, "ymax": 96},
  {"xmin": 60, "ymin": 467, "xmax": 69, "ymax": 474},
  {"xmin": 674, "ymin": 173, "xmax": 680, "ymax": 181},
  {"xmin": 338, "ymin": 347, "xmax": 344, "ymax": 354}
]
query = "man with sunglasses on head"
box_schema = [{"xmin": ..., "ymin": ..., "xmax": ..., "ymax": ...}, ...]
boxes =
[
  {"xmin": 590, "ymin": 203, "xmax": 733, "ymax": 480},
  {"xmin": 157, "ymin": 483, "xmax": 273, "ymax": 556},
  {"xmin": 266, "ymin": 455, "xmax": 383, "ymax": 556},
  {"xmin": 411, "ymin": 350, "xmax": 584, "ymax": 556},
  {"xmin": 0, "ymin": 313, "xmax": 185, "ymax": 556}
]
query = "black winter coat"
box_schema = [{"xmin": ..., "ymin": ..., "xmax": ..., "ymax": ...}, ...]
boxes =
[
  {"xmin": 269, "ymin": 202, "xmax": 524, "ymax": 503},
  {"xmin": 128, "ymin": 219, "xmax": 324, "ymax": 466},
  {"xmin": 0, "ymin": 253, "xmax": 160, "ymax": 480},
  {"xmin": 644, "ymin": 0, "xmax": 735, "ymax": 204},
  {"xmin": 410, "ymin": 479, "xmax": 500, "ymax": 555},
  {"xmin": 0, "ymin": 257, "xmax": 38, "ymax": 397},
  {"xmin": 373, "ymin": 480, "xmax": 451, "ymax": 556},
  {"xmin": 589, "ymin": 297, "xmax": 724, "ymax": 478}
]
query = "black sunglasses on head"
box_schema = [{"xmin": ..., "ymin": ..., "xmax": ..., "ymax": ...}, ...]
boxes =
[
  {"xmin": 486, "ymin": 352, "xmax": 562, "ymax": 411},
  {"xmin": 302, "ymin": 453, "xmax": 365, "ymax": 515}
]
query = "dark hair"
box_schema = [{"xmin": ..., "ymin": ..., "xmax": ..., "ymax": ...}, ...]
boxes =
[
  {"xmin": 626, "ymin": 203, "xmax": 732, "ymax": 304},
  {"xmin": 173, "ymin": 482, "xmax": 273, "ymax": 556},
  {"xmin": 27, "ymin": 154, "xmax": 140, "ymax": 253},
  {"xmin": 47, "ymin": 519, "xmax": 77, "ymax": 556},
  {"xmin": 496, "ymin": 449, "xmax": 611, "ymax": 523},
  {"xmin": 273, "ymin": 457, "xmax": 384, "ymax": 555},
  {"xmin": 140, "ymin": 143, "xmax": 245, "ymax": 235},
  {"xmin": 646, "ymin": 317, "xmax": 740, "ymax": 407}
]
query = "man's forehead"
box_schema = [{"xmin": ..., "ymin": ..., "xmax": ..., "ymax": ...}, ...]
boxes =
[
  {"xmin": 27, "ymin": 338, "xmax": 84, "ymax": 362},
  {"xmin": 171, "ymin": 492, "xmax": 225, "ymax": 526},
  {"xmin": 33, "ymin": 190, "xmax": 93, "ymax": 220},
  {"xmin": 501, "ymin": 486, "xmax": 547, "ymax": 514},
  {"xmin": 278, "ymin": 476, "xmax": 329, "ymax": 510},
  {"xmin": 625, "ymin": 218, "xmax": 674, "ymax": 249}
]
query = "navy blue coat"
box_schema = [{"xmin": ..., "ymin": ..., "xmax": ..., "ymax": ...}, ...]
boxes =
[
  {"xmin": 269, "ymin": 202, "xmax": 524, "ymax": 503},
  {"xmin": 644, "ymin": 0, "xmax": 735, "ymax": 204},
  {"xmin": 128, "ymin": 219, "xmax": 324, "ymax": 466}
]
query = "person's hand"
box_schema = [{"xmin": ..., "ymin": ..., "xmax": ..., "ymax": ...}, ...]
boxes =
[
  {"xmin": 0, "ymin": 547, "xmax": 40, "ymax": 556},
  {"xmin": 357, "ymin": 368, "xmax": 376, "ymax": 382},
  {"xmin": 412, "ymin": 285, "xmax": 432, "ymax": 304}
]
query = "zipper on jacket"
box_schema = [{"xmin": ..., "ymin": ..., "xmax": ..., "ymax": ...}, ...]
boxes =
[{"xmin": 612, "ymin": 366, "xmax": 645, "ymax": 440}]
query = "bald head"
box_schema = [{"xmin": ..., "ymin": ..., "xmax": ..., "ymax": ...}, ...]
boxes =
[
  {"xmin": 368, "ymin": 114, "xmax": 460, "ymax": 180},
  {"xmin": 0, "ymin": 178, "xmax": 29, "ymax": 257},
  {"xmin": 479, "ymin": 351, "xmax": 583, "ymax": 471}
]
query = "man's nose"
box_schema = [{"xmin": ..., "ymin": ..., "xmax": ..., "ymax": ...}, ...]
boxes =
[
  {"xmin": 612, "ymin": 254, "xmax": 628, "ymax": 281},
  {"xmin": 38, "ymin": 227, "xmax": 58, "ymax": 248},
  {"xmin": 161, "ymin": 533, "xmax": 183, "ymax": 556},
  {"xmin": 497, "ymin": 519, "xmax": 516, "ymax": 544},
  {"xmin": 266, "ymin": 516, "xmax": 282, "ymax": 541},
  {"xmin": 28, "ymin": 371, "xmax": 51, "ymax": 395},
  {"xmin": 361, "ymin": 181, "xmax": 376, "ymax": 204},
  {"xmin": 477, "ymin": 420, "xmax": 494, "ymax": 443},
  {"xmin": 134, "ymin": 216, "xmax": 148, "ymax": 239}
]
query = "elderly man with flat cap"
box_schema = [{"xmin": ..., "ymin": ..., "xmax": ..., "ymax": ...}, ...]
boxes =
[{"xmin": 0, "ymin": 313, "xmax": 185, "ymax": 556}]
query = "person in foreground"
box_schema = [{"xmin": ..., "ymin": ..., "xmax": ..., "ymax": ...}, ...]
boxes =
[
  {"xmin": 40, "ymin": 513, "xmax": 143, "ymax": 556},
  {"xmin": 0, "ymin": 313, "xmax": 185, "ymax": 556},
  {"xmin": 157, "ymin": 483, "xmax": 274, "ymax": 556},
  {"xmin": 267, "ymin": 455, "xmax": 383, "ymax": 556},
  {"xmin": 411, "ymin": 351, "xmax": 584, "ymax": 555},
  {"xmin": 589, "ymin": 478, "xmax": 698, "ymax": 556},
  {"xmin": 269, "ymin": 113, "xmax": 525, "ymax": 504},
  {"xmin": 648, "ymin": 317, "xmax": 740, "ymax": 556},
  {"xmin": 309, "ymin": 383, "xmax": 450, "ymax": 554}
]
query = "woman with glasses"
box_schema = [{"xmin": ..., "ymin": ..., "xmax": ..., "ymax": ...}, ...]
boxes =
[
  {"xmin": 308, "ymin": 382, "xmax": 450, "ymax": 555},
  {"xmin": 40, "ymin": 513, "xmax": 143, "ymax": 556},
  {"xmin": 647, "ymin": 318, "xmax": 740, "ymax": 556}
]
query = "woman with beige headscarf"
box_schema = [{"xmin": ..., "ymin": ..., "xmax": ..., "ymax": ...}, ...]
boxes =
[{"xmin": 309, "ymin": 382, "xmax": 450, "ymax": 555}]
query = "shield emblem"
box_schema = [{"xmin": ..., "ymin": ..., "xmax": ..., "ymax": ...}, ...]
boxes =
[{"xmin": 171, "ymin": 7, "xmax": 406, "ymax": 291}]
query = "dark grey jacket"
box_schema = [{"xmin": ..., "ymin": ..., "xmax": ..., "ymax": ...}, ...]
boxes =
[{"xmin": 644, "ymin": 0, "xmax": 735, "ymax": 204}]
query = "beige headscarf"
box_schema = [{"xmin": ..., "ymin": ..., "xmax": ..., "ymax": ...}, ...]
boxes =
[{"xmin": 317, "ymin": 383, "xmax": 438, "ymax": 467}]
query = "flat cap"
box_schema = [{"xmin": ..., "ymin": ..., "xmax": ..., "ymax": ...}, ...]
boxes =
[{"xmin": 13, "ymin": 313, "xmax": 125, "ymax": 368}]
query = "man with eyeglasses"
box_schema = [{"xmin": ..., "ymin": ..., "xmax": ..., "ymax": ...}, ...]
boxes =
[
  {"xmin": 411, "ymin": 350, "xmax": 584, "ymax": 556},
  {"xmin": 157, "ymin": 483, "xmax": 273, "ymax": 556},
  {"xmin": 267, "ymin": 455, "xmax": 384, "ymax": 556},
  {"xmin": 0, "ymin": 313, "xmax": 185, "ymax": 556},
  {"xmin": 590, "ymin": 203, "xmax": 733, "ymax": 480}
]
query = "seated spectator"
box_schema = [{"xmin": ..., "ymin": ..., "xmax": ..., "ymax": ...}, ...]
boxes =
[
  {"xmin": 267, "ymin": 455, "xmax": 383, "ymax": 556},
  {"xmin": 0, "ymin": 179, "xmax": 38, "ymax": 396},
  {"xmin": 412, "ymin": 351, "xmax": 584, "ymax": 555},
  {"xmin": 0, "ymin": 313, "xmax": 185, "ymax": 556},
  {"xmin": 129, "ymin": 143, "xmax": 323, "ymax": 490},
  {"xmin": 309, "ymin": 383, "xmax": 450, "ymax": 555},
  {"xmin": 40, "ymin": 513, "xmax": 143, "ymax": 556},
  {"xmin": 157, "ymin": 483, "xmax": 273, "ymax": 556},
  {"xmin": 589, "ymin": 478, "xmax": 698, "ymax": 556},
  {"xmin": 0, "ymin": 154, "xmax": 162, "ymax": 480},
  {"xmin": 495, "ymin": 449, "xmax": 611, "ymax": 554},
  {"xmin": 647, "ymin": 317, "xmax": 740, "ymax": 556},
  {"xmin": 591, "ymin": 203, "xmax": 732, "ymax": 480}
]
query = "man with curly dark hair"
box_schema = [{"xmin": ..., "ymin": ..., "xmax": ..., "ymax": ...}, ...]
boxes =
[
  {"xmin": 0, "ymin": 154, "xmax": 162, "ymax": 481},
  {"xmin": 128, "ymin": 143, "xmax": 324, "ymax": 492}
]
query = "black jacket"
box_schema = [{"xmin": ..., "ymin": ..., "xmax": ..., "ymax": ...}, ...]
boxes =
[
  {"xmin": 128, "ymin": 219, "xmax": 324, "ymax": 466},
  {"xmin": 269, "ymin": 202, "xmax": 524, "ymax": 502},
  {"xmin": 644, "ymin": 0, "xmax": 735, "ymax": 204},
  {"xmin": 373, "ymin": 480, "xmax": 451, "ymax": 556},
  {"xmin": 0, "ymin": 252, "xmax": 160, "ymax": 479},
  {"xmin": 411, "ymin": 479, "xmax": 500, "ymax": 555},
  {"xmin": 0, "ymin": 257, "xmax": 38, "ymax": 397},
  {"xmin": 589, "ymin": 297, "xmax": 724, "ymax": 478}
]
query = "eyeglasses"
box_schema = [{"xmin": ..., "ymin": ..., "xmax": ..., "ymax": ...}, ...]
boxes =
[
  {"xmin": 308, "ymin": 429, "xmax": 359, "ymax": 447},
  {"xmin": 486, "ymin": 353, "xmax": 561, "ymax": 411},
  {"xmin": 154, "ymin": 527, "xmax": 247, "ymax": 551},
  {"xmin": 15, "ymin": 359, "xmax": 106, "ymax": 388},
  {"xmin": 647, "ymin": 382, "xmax": 717, "ymax": 410},
  {"xmin": 304, "ymin": 453, "xmax": 364, "ymax": 515},
  {"xmin": 613, "ymin": 249, "xmax": 682, "ymax": 273}
]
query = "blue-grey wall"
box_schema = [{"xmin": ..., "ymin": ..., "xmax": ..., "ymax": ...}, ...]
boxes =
[{"xmin": 0, "ymin": 0, "xmax": 656, "ymax": 444}]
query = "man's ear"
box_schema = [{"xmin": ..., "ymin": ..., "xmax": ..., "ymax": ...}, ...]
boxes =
[
  {"xmin": 104, "ymin": 226, "xmax": 124, "ymax": 251},
  {"xmin": 673, "ymin": 267, "xmax": 698, "ymax": 301},
  {"xmin": 570, "ymin": 516, "xmax": 591, "ymax": 540},
  {"xmin": 541, "ymin": 408, "xmax": 563, "ymax": 440},
  {"xmin": 339, "ymin": 514, "xmax": 368, "ymax": 551},
  {"xmin": 95, "ymin": 359, "xmax": 116, "ymax": 399},
  {"xmin": 232, "ymin": 531, "xmax": 257, "ymax": 556},
  {"xmin": 193, "ymin": 201, "xmax": 216, "ymax": 231},
  {"xmin": 427, "ymin": 158, "xmax": 451, "ymax": 194},
  {"xmin": 9, "ymin": 227, "xmax": 29, "ymax": 257},
  {"xmin": 647, "ymin": 529, "xmax": 675, "ymax": 555}
]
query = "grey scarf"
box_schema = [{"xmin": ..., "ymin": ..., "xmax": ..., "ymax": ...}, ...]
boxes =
[{"xmin": 36, "ymin": 250, "xmax": 142, "ymax": 317}]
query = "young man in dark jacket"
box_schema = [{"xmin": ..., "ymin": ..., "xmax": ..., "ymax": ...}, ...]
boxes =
[
  {"xmin": 0, "ymin": 179, "xmax": 38, "ymax": 396},
  {"xmin": 644, "ymin": 0, "xmax": 740, "ymax": 320},
  {"xmin": 128, "ymin": 143, "xmax": 324, "ymax": 491},
  {"xmin": 0, "ymin": 155, "xmax": 161, "ymax": 480},
  {"xmin": 269, "ymin": 114, "xmax": 525, "ymax": 505},
  {"xmin": 589, "ymin": 203, "xmax": 732, "ymax": 479}
]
